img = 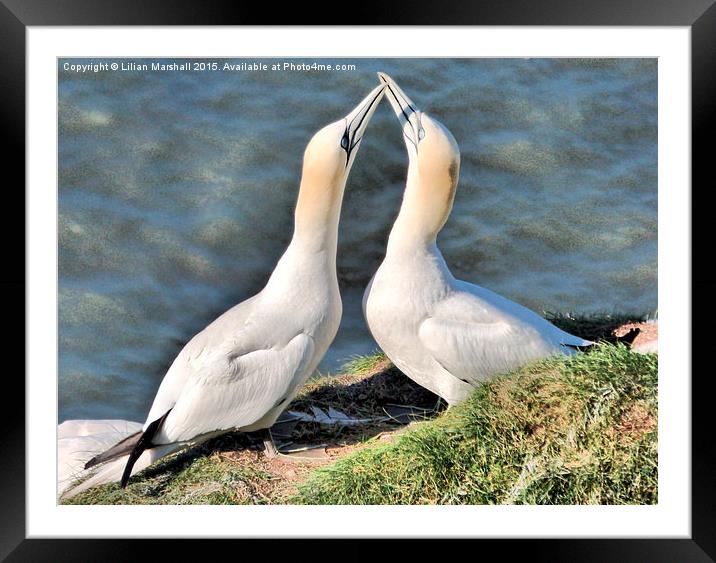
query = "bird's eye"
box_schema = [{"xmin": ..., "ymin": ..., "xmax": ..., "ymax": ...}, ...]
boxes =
[
  {"xmin": 341, "ymin": 131, "xmax": 350, "ymax": 150},
  {"xmin": 418, "ymin": 128, "xmax": 426, "ymax": 140}
]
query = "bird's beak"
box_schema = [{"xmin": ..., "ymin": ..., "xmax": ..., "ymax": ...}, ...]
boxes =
[
  {"xmin": 342, "ymin": 83, "xmax": 387, "ymax": 167},
  {"xmin": 377, "ymin": 72, "xmax": 423, "ymax": 156}
]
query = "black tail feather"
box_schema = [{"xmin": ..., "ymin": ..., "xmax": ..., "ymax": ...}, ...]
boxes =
[
  {"xmin": 563, "ymin": 327, "xmax": 641, "ymax": 353},
  {"xmin": 84, "ymin": 431, "xmax": 142, "ymax": 470},
  {"xmin": 120, "ymin": 409, "xmax": 172, "ymax": 488},
  {"xmin": 615, "ymin": 327, "xmax": 641, "ymax": 347}
]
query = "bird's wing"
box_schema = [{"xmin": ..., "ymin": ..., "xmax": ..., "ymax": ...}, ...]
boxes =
[
  {"xmin": 418, "ymin": 291, "xmax": 561, "ymax": 385},
  {"xmin": 141, "ymin": 296, "xmax": 260, "ymax": 430},
  {"xmin": 154, "ymin": 332, "xmax": 315, "ymax": 444}
]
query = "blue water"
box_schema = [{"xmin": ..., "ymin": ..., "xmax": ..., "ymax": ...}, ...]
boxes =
[{"xmin": 58, "ymin": 58, "xmax": 657, "ymax": 422}]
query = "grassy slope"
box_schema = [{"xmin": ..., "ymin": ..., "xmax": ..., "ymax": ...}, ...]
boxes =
[
  {"xmin": 295, "ymin": 345, "xmax": 657, "ymax": 505},
  {"xmin": 65, "ymin": 313, "xmax": 657, "ymax": 505}
]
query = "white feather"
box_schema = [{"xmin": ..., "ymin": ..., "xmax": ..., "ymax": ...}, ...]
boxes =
[
  {"xmin": 157, "ymin": 332, "xmax": 315, "ymax": 443},
  {"xmin": 57, "ymin": 419, "xmax": 143, "ymax": 499}
]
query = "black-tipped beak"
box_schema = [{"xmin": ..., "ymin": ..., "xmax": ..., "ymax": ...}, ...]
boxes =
[
  {"xmin": 341, "ymin": 83, "xmax": 387, "ymax": 167},
  {"xmin": 378, "ymin": 72, "xmax": 423, "ymax": 155}
]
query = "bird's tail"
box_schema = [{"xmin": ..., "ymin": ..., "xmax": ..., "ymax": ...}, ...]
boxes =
[
  {"xmin": 120, "ymin": 409, "xmax": 173, "ymax": 488},
  {"xmin": 614, "ymin": 327, "xmax": 641, "ymax": 348},
  {"xmin": 563, "ymin": 327, "xmax": 641, "ymax": 352},
  {"xmin": 84, "ymin": 431, "xmax": 142, "ymax": 470},
  {"xmin": 61, "ymin": 442, "xmax": 183, "ymax": 500}
]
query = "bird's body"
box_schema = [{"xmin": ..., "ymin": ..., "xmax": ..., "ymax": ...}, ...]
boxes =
[
  {"xmin": 364, "ymin": 73, "xmax": 591, "ymax": 405},
  {"xmin": 364, "ymin": 235, "xmax": 589, "ymax": 404},
  {"xmin": 145, "ymin": 243, "xmax": 341, "ymax": 445},
  {"xmin": 62, "ymin": 82, "xmax": 386, "ymax": 499}
]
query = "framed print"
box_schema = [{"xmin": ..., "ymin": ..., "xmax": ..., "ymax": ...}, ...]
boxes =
[{"xmin": 7, "ymin": 0, "xmax": 712, "ymax": 560}]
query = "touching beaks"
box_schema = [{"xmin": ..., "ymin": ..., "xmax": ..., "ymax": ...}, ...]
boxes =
[
  {"xmin": 377, "ymin": 72, "xmax": 424, "ymax": 156},
  {"xmin": 341, "ymin": 83, "xmax": 387, "ymax": 167}
]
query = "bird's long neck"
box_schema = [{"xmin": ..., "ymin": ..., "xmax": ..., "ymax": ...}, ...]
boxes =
[
  {"xmin": 387, "ymin": 164, "xmax": 452, "ymax": 255},
  {"xmin": 263, "ymin": 176, "xmax": 345, "ymax": 300},
  {"xmin": 291, "ymin": 174, "xmax": 346, "ymax": 258}
]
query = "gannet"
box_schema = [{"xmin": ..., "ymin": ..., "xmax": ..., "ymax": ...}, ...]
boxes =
[
  {"xmin": 62, "ymin": 82, "xmax": 386, "ymax": 499},
  {"xmin": 363, "ymin": 73, "xmax": 592, "ymax": 405},
  {"xmin": 58, "ymin": 419, "xmax": 143, "ymax": 498}
]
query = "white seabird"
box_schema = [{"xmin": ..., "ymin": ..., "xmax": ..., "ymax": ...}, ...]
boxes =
[
  {"xmin": 62, "ymin": 82, "xmax": 386, "ymax": 499},
  {"xmin": 58, "ymin": 419, "xmax": 143, "ymax": 498},
  {"xmin": 363, "ymin": 73, "xmax": 592, "ymax": 405}
]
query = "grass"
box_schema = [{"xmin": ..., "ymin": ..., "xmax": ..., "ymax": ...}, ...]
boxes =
[
  {"xmin": 294, "ymin": 344, "xmax": 657, "ymax": 505},
  {"xmin": 63, "ymin": 437, "xmax": 276, "ymax": 505},
  {"xmin": 338, "ymin": 352, "xmax": 389, "ymax": 376},
  {"xmin": 63, "ymin": 313, "xmax": 656, "ymax": 505}
]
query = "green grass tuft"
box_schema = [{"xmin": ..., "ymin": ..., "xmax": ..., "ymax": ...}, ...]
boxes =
[
  {"xmin": 337, "ymin": 352, "xmax": 388, "ymax": 376},
  {"xmin": 64, "ymin": 445, "xmax": 274, "ymax": 505},
  {"xmin": 294, "ymin": 344, "xmax": 657, "ymax": 505}
]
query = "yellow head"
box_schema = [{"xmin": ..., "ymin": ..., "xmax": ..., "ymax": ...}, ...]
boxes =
[
  {"xmin": 378, "ymin": 73, "xmax": 461, "ymax": 243},
  {"xmin": 294, "ymin": 83, "xmax": 386, "ymax": 248}
]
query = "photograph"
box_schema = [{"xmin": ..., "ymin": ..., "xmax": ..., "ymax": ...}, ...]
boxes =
[{"xmin": 56, "ymin": 56, "xmax": 659, "ymax": 506}]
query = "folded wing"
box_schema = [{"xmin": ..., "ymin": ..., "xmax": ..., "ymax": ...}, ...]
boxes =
[
  {"xmin": 419, "ymin": 317, "xmax": 556, "ymax": 385},
  {"xmin": 418, "ymin": 286, "xmax": 586, "ymax": 385},
  {"xmin": 153, "ymin": 332, "xmax": 315, "ymax": 444}
]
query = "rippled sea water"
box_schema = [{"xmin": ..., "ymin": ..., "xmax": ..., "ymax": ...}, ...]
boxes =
[{"xmin": 58, "ymin": 58, "xmax": 657, "ymax": 422}]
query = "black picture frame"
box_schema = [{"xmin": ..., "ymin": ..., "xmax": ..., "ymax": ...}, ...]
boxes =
[{"xmin": 5, "ymin": 1, "xmax": 711, "ymax": 560}]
